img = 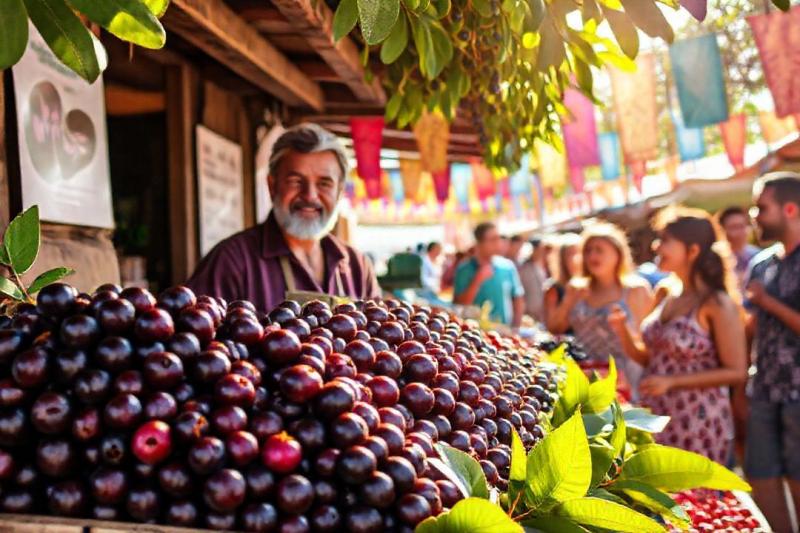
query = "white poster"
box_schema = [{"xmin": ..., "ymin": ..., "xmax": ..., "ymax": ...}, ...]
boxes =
[
  {"xmin": 196, "ymin": 125, "xmax": 244, "ymax": 256},
  {"xmin": 12, "ymin": 23, "xmax": 114, "ymax": 228}
]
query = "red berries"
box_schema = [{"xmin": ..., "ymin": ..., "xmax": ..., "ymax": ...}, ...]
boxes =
[
  {"xmin": 262, "ymin": 432, "xmax": 302, "ymax": 474},
  {"xmin": 279, "ymin": 364, "xmax": 323, "ymax": 404},
  {"xmin": 131, "ymin": 420, "xmax": 172, "ymax": 465}
]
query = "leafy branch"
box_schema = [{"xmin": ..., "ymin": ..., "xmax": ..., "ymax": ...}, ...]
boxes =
[
  {"xmin": 0, "ymin": 206, "xmax": 74, "ymax": 305},
  {"xmin": 0, "ymin": 0, "xmax": 170, "ymax": 83}
]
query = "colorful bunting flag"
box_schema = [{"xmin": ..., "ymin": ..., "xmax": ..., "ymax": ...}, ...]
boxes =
[
  {"xmin": 509, "ymin": 154, "xmax": 534, "ymax": 206},
  {"xmin": 629, "ymin": 160, "xmax": 647, "ymax": 193},
  {"xmin": 669, "ymin": 35, "xmax": 729, "ymax": 128},
  {"xmin": 680, "ymin": 0, "xmax": 707, "ymax": 21},
  {"xmin": 610, "ymin": 54, "xmax": 659, "ymax": 163},
  {"xmin": 569, "ymin": 166, "xmax": 585, "ymax": 194},
  {"xmin": 387, "ymin": 169, "xmax": 405, "ymax": 204},
  {"xmin": 534, "ymin": 139, "xmax": 568, "ymax": 189},
  {"xmin": 398, "ymin": 158, "xmax": 423, "ymax": 202},
  {"xmin": 673, "ymin": 113, "xmax": 706, "ymax": 162},
  {"xmin": 451, "ymin": 163, "xmax": 471, "ymax": 211},
  {"xmin": 719, "ymin": 114, "xmax": 747, "ymax": 171},
  {"xmin": 432, "ymin": 167, "xmax": 451, "ymax": 203},
  {"xmin": 470, "ymin": 159, "xmax": 496, "ymax": 201},
  {"xmin": 413, "ymin": 110, "xmax": 450, "ymax": 174},
  {"xmin": 748, "ymin": 7, "xmax": 800, "ymax": 118},
  {"xmin": 562, "ymin": 88, "xmax": 600, "ymax": 168},
  {"xmin": 349, "ymin": 117, "xmax": 384, "ymax": 199},
  {"xmin": 759, "ymin": 111, "xmax": 797, "ymax": 144},
  {"xmin": 598, "ymin": 132, "xmax": 622, "ymax": 181}
]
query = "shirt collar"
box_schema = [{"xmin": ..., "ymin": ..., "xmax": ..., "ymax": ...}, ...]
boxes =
[{"xmin": 260, "ymin": 211, "xmax": 347, "ymax": 265}]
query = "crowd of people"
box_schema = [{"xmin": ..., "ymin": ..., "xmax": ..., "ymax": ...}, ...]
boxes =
[{"xmin": 413, "ymin": 172, "xmax": 800, "ymax": 532}]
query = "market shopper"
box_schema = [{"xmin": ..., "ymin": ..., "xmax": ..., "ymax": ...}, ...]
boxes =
[
  {"xmin": 518, "ymin": 237, "xmax": 549, "ymax": 323},
  {"xmin": 718, "ymin": 205, "xmax": 761, "ymax": 294},
  {"xmin": 744, "ymin": 172, "xmax": 800, "ymax": 533},
  {"xmin": 547, "ymin": 222, "xmax": 653, "ymax": 398},
  {"xmin": 543, "ymin": 233, "xmax": 582, "ymax": 332},
  {"xmin": 187, "ymin": 123, "xmax": 381, "ymax": 311},
  {"xmin": 454, "ymin": 222, "xmax": 525, "ymax": 327},
  {"xmin": 609, "ymin": 208, "xmax": 747, "ymax": 464}
]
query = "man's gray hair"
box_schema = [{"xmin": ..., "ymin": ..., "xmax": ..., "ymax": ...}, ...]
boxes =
[{"xmin": 269, "ymin": 123, "xmax": 349, "ymax": 182}]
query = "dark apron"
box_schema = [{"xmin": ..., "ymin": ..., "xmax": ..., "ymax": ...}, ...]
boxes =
[{"xmin": 278, "ymin": 255, "xmax": 349, "ymax": 307}]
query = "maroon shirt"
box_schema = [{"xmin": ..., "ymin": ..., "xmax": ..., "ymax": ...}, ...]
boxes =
[{"xmin": 186, "ymin": 213, "xmax": 381, "ymax": 312}]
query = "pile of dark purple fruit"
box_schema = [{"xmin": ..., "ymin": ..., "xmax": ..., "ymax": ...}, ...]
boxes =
[{"xmin": 0, "ymin": 283, "xmax": 557, "ymax": 532}]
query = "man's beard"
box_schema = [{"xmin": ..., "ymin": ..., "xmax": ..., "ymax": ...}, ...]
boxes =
[
  {"xmin": 758, "ymin": 220, "xmax": 784, "ymax": 243},
  {"xmin": 273, "ymin": 199, "xmax": 339, "ymax": 240}
]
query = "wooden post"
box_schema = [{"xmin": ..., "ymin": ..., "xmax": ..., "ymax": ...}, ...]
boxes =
[
  {"xmin": 240, "ymin": 101, "xmax": 255, "ymax": 228},
  {"xmin": 166, "ymin": 63, "xmax": 199, "ymax": 285},
  {"xmin": 0, "ymin": 72, "xmax": 9, "ymax": 231}
]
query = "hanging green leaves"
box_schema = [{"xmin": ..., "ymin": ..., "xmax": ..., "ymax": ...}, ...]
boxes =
[
  {"xmin": 333, "ymin": 0, "xmax": 360, "ymax": 41},
  {"xmin": 357, "ymin": 0, "xmax": 400, "ymax": 45},
  {"xmin": 380, "ymin": 11, "xmax": 408, "ymax": 64},
  {"xmin": 66, "ymin": 0, "xmax": 166, "ymax": 49},
  {"xmin": 0, "ymin": 0, "xmax": 29, "ymax": 70}
]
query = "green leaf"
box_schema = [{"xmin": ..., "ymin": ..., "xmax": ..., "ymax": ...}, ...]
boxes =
[
  {"xmin": 535, "ymin": 15, "xmax": 566, "ymax": 72},
  {"xmin": 597, "ymin": 50, "xmax": 636, "ymax": 71},
  {"xmin": 510, "ymin": 426, "xmax": 527, "ymax": 482},
  {"xmin": 142, "ymin": 0, "xmax": 169, "ymax": 17},
  {"xmin": 385, "ymin": 91, "xmax": 403, "ymax": 122},
  {"xmin": 3, "ymin": 205, "xmax": 40, "ymax": 275},
  {"xmin": 620, "ymin": 0, "xmax": 673, "ymax": 42},
  {"xmin": 26, "ymin": 267, "xmax": 75, "ymax": 295},
  {"xmin": 0, "ymin": 0, "xmax": 29, "ymax": 71},
  {"xmin": 527, "ymin": 0, "xmax": 545, "ymax": 30},
  {"xmin": 66, "ymin": 0, "xmax": 165, "ymax": 49},
  {"xmin": 521, "ymin": 517, "xmax": 590, "ymax": 533},
  {"xmin": 582, "ymin": 412, "xmax": 612, "ymax": 438},
  {"xmin": 472, "ymin": 0, "xmax": 493, "ymax": 17},
  {"xmin": 553, "ymin": 497, "xmax": 666, "ymax": 532},
  {"xmin": 587, "ymin": 487, "xmax": 627, "ymax": 504},
  {"xmin": 627, "ymin": 427, "xmax": 656, "ymax": 446},
  {"xmin": 771, "ymin": 0, "xmax": 790, "ymax": 10},
  {"xmin": 0, "ymin": 277, "xmax": 24, "ymax": 301},
  {"xmin": 526, "ymin": 411, "xmax": 591, "ymax": 509},
  {"xmin": 554, "ymin": 357, "xmax": 589, "ymax": 426},
  {"xmin": 410, "ymin": 16, "xmax": 435, "ymax": 79},
  {"xmin": 612, "ymin": 480, "xmax": 691, "ymax": 529},
  {"xmin": 582, "ymin": 0, "xmax": 602, "ymax": 22},
  {"xmin": 610, "ymin": 403, "xmax": 627, "ymax": 457},
  {"xmin": 620, "ymin": 445, "xmax": 752, "ymax": 492},
  {"xmin": 24, "ymin": 0, "xmax": 101, "ymax": 82},
  {"xmin": 380, "ymin": 11, "xmax": 408, "ymax": 64},
  {"xmin": 601, "ymin": 6, "xmax": 639, "ymax": 59},
  {"xmin": 585, "ymin": 357, "xmax": 616, "ymax": 413},
  {"xmin": 357, "ymin": 0, "xmax": 400, "ymax": 45},
  {"xmin": 623, "ymin": 408, "xmax": 670, "ymax": 433},
  {"xmin": 402, "ymin": 0, "xmax": 420, "ymax": 9},
  {"xmin": 432, "ymin": 0, "xmax": 450, "ymax": 17},
  {"xmin": 333, "ymin": 0, "xmax": 359, "ymax": 41},
  {"xmin": 589, "ymin": 441, "xmax": 615, "ymax": 488},
  {"xmin": 417, "ymin": 497, "xmax": 523, "ymax": 533},
  {"xmin": 428, "ymin": 22, "xmax": 453, "ymax": 78},
  {"xmin": 435, "ymin": 443, "xmax": 490, "ymax": 499}
]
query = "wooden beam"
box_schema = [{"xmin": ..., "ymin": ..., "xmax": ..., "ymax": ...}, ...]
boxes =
[
  {"xmin": 166, "ymin": 64, "xmax": 200, "ymax": 284},
  {"xmin": 0, "ymin": 76, "xmax": 8, "ymax": 231},
  {"xmin": 163, "ymin": 0, "xmax": 324, "ymax": 110},
  {"xmin": 295, "ymin": 61, "xmax": 340, "ymax": 83},
  {"xmin": 105, "ymin": 85, "xmax": 166, "ymax": 116},
  {"xmin": 270, "ymin": 0, "xmax": 386, "ymax": 105}
]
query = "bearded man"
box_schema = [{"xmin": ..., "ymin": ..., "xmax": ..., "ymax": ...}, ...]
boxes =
[{"xmin": 187, "ymin": 123, "xmax": 381, "ymax": 311}]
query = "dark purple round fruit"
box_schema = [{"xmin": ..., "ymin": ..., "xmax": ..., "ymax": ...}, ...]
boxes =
[
  {"xmin": 31, "ymin": 391, "xmax": 72, "ymax": 434},
  {"xmin": 99, "ymin": 434, "xmax": 127, "ymax": 466},
  {"xmin": 262, "ymin": 432, "xmax": 302, "ymax": 474},
  {"xmin": 48, "ymin": 480, "xmax": 87, "ymax": 516},
  {"xmin": 345, "ymin": 506, "xmax": 382, "ymax": 533},
  {"xmin": 378, "ymin": 407, "xmax": 407, "ymax": 432},
  {"xmin": 188, "ymin": 436, "xmax": 226, "ymax": 475},
  {"xmin": 326, "ymin": 314, "xmax": 358, "ymax": 341},
  {"xmin": 158, "ymin": 461, "xmax": 193, "ymax": 497},
  {"xmin": 451, "ymin": 402, "xmax": 476, "ymax": 431},
  {"xmin": 396, "ymin": 340, "xmax": 425, "ymax": 361},
  {"xmin": 172, "ymin": 410, "xmax": 209, "ymax": 444},
  {"xmin": 383, "ymin": 456, "xmax": 417, "ymax": 493},
  {"xmin": 487, "ymin": 447, "xmax": 510, "ymax": 472},
  {"xmin": 314, "ymin": 448, "xmax": 340, "ymax": 477},
  {"xmin": 134, "ymin": 308, "xmax": 175, "ymax": 344},
  {"xmin": 279, "ymin": 364, "xmax": 323, "ymax": 404},
  {"xmin": 262, "ymin": 329, "xmax": 302, "ymax": 366},
  {"xmin": 395, "ymin": 493, "xmax": 432, "ymax": 526},
  {"xmin": 143, "ymin": 391, "xmax": 178, "ymax": 421},
  {"xmin": 367, "ymin": 376, "xmax": 399, "ymax": 407},
  {"xmin": 37, "ymin": 283, "xmax": 77, "ymax": 317},
  {"xmin": 126, "ymin": 484, "xmax": 160, "ymax": 521},
  {"xmin": 90, "ymin": 467, "xmax": 127, "ymax": 504},
  {"xmin": 53, "ymin": 349, "xmax": 88, "ymax": 384},
  {"xmin": 329, "ymin": 412, "xmax": 368, "ymax": 448},
  {"xmin": 432, "ymin": 388, "xmax": 456, "ymax": 415},
  {"xmin": 166, "ymin": 500, "xmax": 198, "ymax": 527},
  {"xmin": 288, "ymin": 418, "xmax": 326, "ymax": 450},
  {"xmin": 111, "ymin": 369, "xmax": 142, "ymax": 396},
  {"xmin": 213, "ymin": 373, "xmax": 256, "ymax": 408},
  {"xmin": 191, "ymin": 350, "xmax": 231, "ymax": 384},
  {"xmin": 204, "ymin": 468, "xmax": 246, "ymax": 512},
  {"xmin": 480, "ymin": 459, "xmax": 500, "ymax": 483},
  {"xmin": 314, "ymin": 381, "xmax": 355, "ymax": 419},
  {"xmin": 226, "ymin": 430, "xmax": 259, "ymax": 466},
  {"xmin": 104, "ymin": 393, "xmax": 142, "ymax": 429},
  {"xmin": 309, "ymin": 504, "xmax": 341, "ymax": 533},
  {"xmin": 377, "ymin": 321, "xmax": 404, "ymax": 346},
  {"xmin": 448, "ymin": 430, "xmax": 471, "ymax": 452},
  {"xmin": 206, "ymin": 512, "xmax": 237, "ymax": 530},
  {"xmin": 241, "ymin": 502, "xmax": 278, "ymax": 532},
  {"xmin": 359, "ymin": 471, "xmax": 395, "ymax": 508},
  {"xmin": 337, "ymin": 445, "xmax": 377, "ymax": 484},
  {"xmin": 12, "ymin": 347, "xmax": 50, "ymax": 389},
  {"xmin": 157, "ymin": 285, "xmax": 196, "ymax": 314},
  {"xmin": 142, "ymin": 351, "xmax": 184, "ymax": 390},
  {"xmin": 283, "ymin": 318, "xmax": 311, "ymax": 340},
  {"xmin": 344, "ymin": 340, "xmax": 376, "ymax": 372},
  {"xmin": 95, "ymin": 298, "xmax": 136, "ymax": 335},
  {"xmin": 94, "ymin": 336, "xmax": 133, "ymax": 372},
  {"xmin": 210, "ymin": 405, "xmax": 248, "ymax": 435},
  {"xmin": 245, "ymin": 464, "xmax": 276, "ymax": 499},
  {"xmin": 60, "ymin": 315, "xmax": 100, "ymax": 349},
  {"xmin": 249, "ymin": 411, "xmax": 283, "ymax": 441},
  {"xmin": 36, "ymin": 438, "xmax": 74, "ymax": 477},
  {"xmin": 400, "ymin": 383, "xmax": 435, "ymax": 417},
  {"xmin": 458, "ymin": 380, "xmax": 481, "ymax": 407},
  {"xmin": 0, "ymin": 330, "xmax": 26, "ymax": 366},
  {"xmin": 177, "ymin": 307, "xmax": 215, "ymax": 345},
  {"xmin": 275, "ymin": 473, "xmax": 314, "ymax": 514}
]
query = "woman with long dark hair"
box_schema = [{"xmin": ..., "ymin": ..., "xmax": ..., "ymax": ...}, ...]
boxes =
[{"xmin": 610, "ymin": 208, "xmax": 748, "ymax": 463}]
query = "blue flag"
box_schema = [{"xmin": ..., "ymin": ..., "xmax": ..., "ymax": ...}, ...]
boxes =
[
  {"xmin": 451, "ymin": 163, "xmax": 471, "ymax": 211},
  {"xmin": 599, "ymin": 132, "xmax": 622, "ymax": 181},
  {"xmin": 670, "ymin": 34, "xmax": 729, "ymax": 128},
  {"xmin": 673, "ymin": 113, "xmax": 706, "ymax": 162}
]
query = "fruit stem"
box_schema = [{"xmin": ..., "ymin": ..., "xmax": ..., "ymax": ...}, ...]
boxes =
[{"xmin": 11, "ymin": 268, "xmax": 32, "ymax": 303}]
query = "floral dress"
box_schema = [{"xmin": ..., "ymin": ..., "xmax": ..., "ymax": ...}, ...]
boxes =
[{"xmin": 640, "ymin": 306, "xmax": 733, "ymax": 464}]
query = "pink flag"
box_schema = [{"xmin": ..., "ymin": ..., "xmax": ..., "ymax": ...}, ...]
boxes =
[
  {"xmin": 748, "ymin": 7, "xmax": 800, "ymax": 118},
  {"xmin": 569, "ymin": 166, "xmax": 585, "ymax": 194},
  {"xmin": 432, "ymin": 167, "xmax": 451, "ymax": 203},
  {"xmin": 562, "ymin": 88, "xmax": 600, "ymax": 168},
  {"xmin": 470, "ymin": 159, "xmax": 496, "ymax": 201},
  {"xmin": 680, "ymin": 0, "xmax": 707, "ymax": 21},
  {"xmin": 349, "ymin": 117, "xmax": 384, "ymax": 199},
  {"xmin": 719, "ymin": 114, "xmax": 747, "ymax": 171},
  {"xmin": 630, "ymin": 160, "xmax": 647, "ymax": 193}
]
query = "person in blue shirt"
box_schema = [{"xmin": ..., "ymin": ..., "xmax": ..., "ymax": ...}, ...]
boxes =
[{"xmin": 454, "ymin": 222, "xmax": 525, "ymax": 327}]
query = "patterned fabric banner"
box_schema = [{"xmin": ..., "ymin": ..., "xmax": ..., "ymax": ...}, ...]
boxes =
[
  {"xmin": 349, "ymin": 117, "xmax": 384, "ymax": 199},
  {"xmin": 413, "ymin": 110, "xmax": 450, "ymax": 173},
  {"xmin": 432, "ymin": 167, "xmax": 450, "ymax": 203},
  {"xmin": 509, "ymin": 154, "xmax": 534, "ymax": 204},
  {"xmin": 759, "ymin": 111, "xmax": 797, "ymax": 144},
  {"xmin": 719, "ymin": 114, "xmax": 747, "ymax": 171},
  {"xmin": 451, "ymin": 163, "xmax": 471, "ymax": 211},
  {"xmin": 599, "ymin": 132, "xmax": 622, "ymax": 181},
  {"xmin": 610, "ymin": 54, "xmax": 659, "ymax": 163},
  {"xmin": 470, "ymin": 159, "xmax": 496, "ymax": 201},
  {"xmin": 673, "ymin": 113, "xmax": 706, "ymax": 162},
  {"xmin": 681, "ymin": 0, "xmax": 707, "ymax": 21},
  {"xmin": 569, "ymin": 166, "xmax": 585, "ymax": 194},
  {"xmin": 388, "ymin": 169, "xmax": 405, "ymax": 204},
  {"xmin": 562, "ymin": 88, "xmax": 600, "ymax": 168},
  {"xmin": 629, "ymin": 160, "xmax": 647, "ymax": 193},
  {"xmin": 748, "ymin": 7, "xmax": 800, "ymax": 118},
  {"xmin": 669, "ymin": 35, "xmax": 729, "ymax": 128},
  {"xmin": 398, "ymin": 158, "xmax": 423, "ymax": 202},
  {"xmin": 535, "ymin": 139, "xmax": 568, "ymax": 189}
]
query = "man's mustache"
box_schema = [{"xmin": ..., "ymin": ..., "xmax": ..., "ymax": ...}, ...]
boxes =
[{"xmin": 290, "ymin": 201, "xmax": 325, "ymax": 212}]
